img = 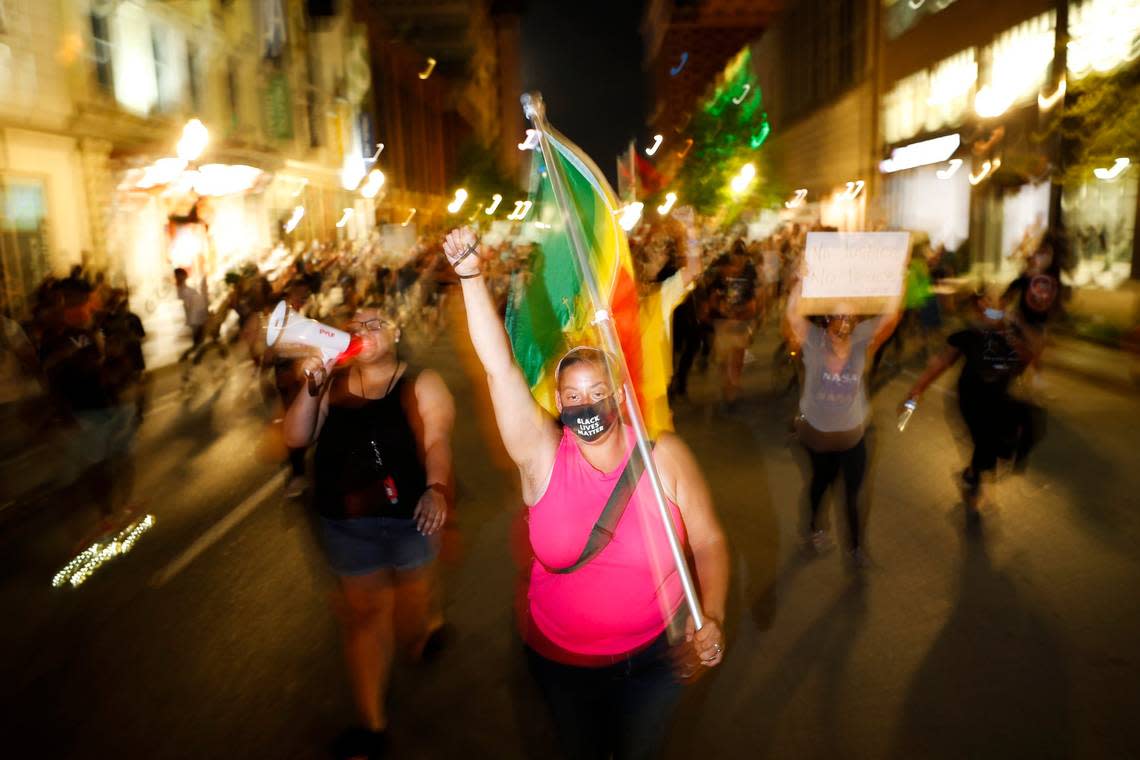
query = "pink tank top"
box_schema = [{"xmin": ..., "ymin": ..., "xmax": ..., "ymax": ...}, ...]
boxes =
[{"xmin": 527, "ymin": 428, "xmax": 687, "ymax": 658}]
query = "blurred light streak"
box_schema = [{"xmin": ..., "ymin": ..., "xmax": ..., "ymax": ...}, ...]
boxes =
[
  {"xmin": 729, "ymin": 163, "xmax": 756, "ymax": 195},
  {"xmin": 418, "ymin": 57, "xmax": 437, "ymax": 79},
  {"xmin": 676, "ymin": 138, "xmax": 694, "ymax": 158},
  {"xmin": 291, "ymin": 178, "xmax": 309, "ymax": 197},
  {"xmin": 401, "ymin": 208, "xmax": 417, "ymax": 227},
  {"xmin": 507, "ymin": 200, "xmax": 533, "ymax": 221},
  {"xmin": 367, "ymin": 142, "xmax": 385, "ymax": 163},
  {"xmin": 284, "ymin": 205, "xmax": 305, "ymax": 233},
  {"xmin": 968, "ymin": 158, "xmax": 1000, "ymax": 185},
  {"xmin": 936, "ymin": 159, "xmax": 964, "ymax": 179},
  {"xmin": 618, "ymin": 202, "xmax": 644, "ymax": 231},
  {"xmin": 137, "ymin": 158, "xmax": 188, "ymax": 189},
  {"xmin": 732, "ymin": 84, "xmax": 751, "ymax": 105},
  {"xmin": 908, "ymin": 0, "xmax": 926, "ymax": 9},
  {"xmin": 447, "ymin": 188, "xmax": 468, "ymax": 214},
  {"xmin": 646, "ymin": 135, "xmax": 663, "ymax": 156},
  {"xmin": 360, "ymin": 169, "xmax": 385, "ymax": 198},
  {"xmin": 52, "ymin": 515, "xmax": 156, "ymax": 589},
  {"xmin": 336, "ymin": 208, "xmax": 353, "ymax": 228},
  {"xmin": 670, "ymin": 52, "xmax": 689, "ymax": 76},
  {"xmin": 657, "ymin": 192, "xmax": 678, "ymax": 216},
  {"xmin": 1094, "ymin": 157, "xmax": 1131, "ymax": 180},
  {"xmin": 785, "ymin": 188, "xmax": 808, "ymax": 208},
  {"xmin": 193, "ymin": 164, "xmax": 261, "ymax": 196},
  {"xmin": 1038, "ymin": 76, "xmax": 1067, "ymax": 110},
  {"xmin": 974, "ymin": 85, "xmax": 1013, "ymax": 118},
  {"xmin": 842, "ymin": 180, "xmax": 865, "ymax": 200},
  {"xmin": 518, "ymin": 129, "xmax": 540, "ymax": 150},
  {"xmin": 486, "ymin": 194, "xmax": 503, "ymax": 214},
  {"xmin": 879, "ymin": 134, "xmax": 961, "ymax": 173},
  {"xmin": 176, "ymin": 119, "xmax": 208, "ymax": 162}
]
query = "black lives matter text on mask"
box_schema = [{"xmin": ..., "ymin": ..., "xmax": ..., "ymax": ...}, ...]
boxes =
[{"xmin": 574, "ymin": 414, "xmax": 604, "ymax": 438}]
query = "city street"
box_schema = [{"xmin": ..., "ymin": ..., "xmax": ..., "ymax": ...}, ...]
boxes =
[{"xmin": 2, "ymin": 317, "xmax": 1138, "ymax": 759}]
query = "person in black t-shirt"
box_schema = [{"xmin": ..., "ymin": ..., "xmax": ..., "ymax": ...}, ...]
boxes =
[
  {"xmin": 1003, "ymin": 229, "xmax": 1068, "ymax": 331},
  {"xmin": 283, "ymin": 306, "xmax": 455, "ymax": 758},
  {"xmin": 902, "ymin": 292, "xmax": 1042, "ymax": 510}
]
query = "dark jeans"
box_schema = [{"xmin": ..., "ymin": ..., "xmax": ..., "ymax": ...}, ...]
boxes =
[
  {"xmin": 525, "ymin": 633, "xmax": 682, "ymax": 760},
  {"xmin": 806, "ymin": 438, "xmax": 867, "ymax": 550},
  {"xmin": 960, "ymin": 394, "xmax": 1042, "ymax": 478}
]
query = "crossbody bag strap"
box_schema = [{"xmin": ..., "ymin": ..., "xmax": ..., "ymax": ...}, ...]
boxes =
[{"xmin": 545, "ymin": 442, "xmax": 655, "ymax": 575}]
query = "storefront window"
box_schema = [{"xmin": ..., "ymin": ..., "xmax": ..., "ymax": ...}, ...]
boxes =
[
  {"xmin": 1063, "ymin": 173, "xmax": 1138, "ymax": 289},
  {"xmin": 975, "ymin": 12, "xmax": 1054, "ymax": 118},
  {"xmin": 883, "ymin": 161, "xmax": 972, "ymax": 253},
  {"xmin": 999, "ymin": 180, "xmax": 1051, "ymax": 278},
  {"xmin": 882, "ymin": 48, "xmax": 976, "ymax": 145},
  {"xmin": 110, "ymin": 2, "xmax": 159, "ymax": 116}
]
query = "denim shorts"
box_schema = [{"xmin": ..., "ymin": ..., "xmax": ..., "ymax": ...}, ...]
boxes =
[{"xmin": 317, "ymin": 515, "xmax": 439, "ymax": 576}]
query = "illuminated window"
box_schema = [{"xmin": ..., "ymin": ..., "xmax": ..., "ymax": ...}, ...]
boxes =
[
  {"xmin": 978, "ymin": 11, "xmax": 1055, "ymax": 113},
  {"xmin": 1068, "ymin": 0, "xmax": 1140, "ymax": 80}
]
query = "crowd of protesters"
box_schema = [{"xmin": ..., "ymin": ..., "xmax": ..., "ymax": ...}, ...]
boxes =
[{"xmin": 0, "ymin": 212, "xmax": 1074, "ymax": 759}]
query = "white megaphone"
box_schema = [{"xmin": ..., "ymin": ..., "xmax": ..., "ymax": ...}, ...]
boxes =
[{"xmin": 266, "ymin": 300, "xmax": 363, "ymax": 364}]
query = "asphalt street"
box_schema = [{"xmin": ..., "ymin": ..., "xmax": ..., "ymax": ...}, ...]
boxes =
[{"xmin": 2, "ymin": 314, "xmax": 1138, "ymax": 759}]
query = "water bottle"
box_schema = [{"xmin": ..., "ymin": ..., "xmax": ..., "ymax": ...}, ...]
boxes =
[{"xmin": 897, "ymin": 398, "xmax": 917, "ymax": 432}]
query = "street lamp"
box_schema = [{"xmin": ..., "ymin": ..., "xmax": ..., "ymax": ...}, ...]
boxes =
[
  {"xmin": 729, "ymin": 163, "xmax": 756, "ymax": 196},
  {"xmin": 177, "ymin": 119, "xmax": 208, "ymax": 162},
  {"xmin": 618, "ymin": 202, "xmax": 644, "ymax": 231}
]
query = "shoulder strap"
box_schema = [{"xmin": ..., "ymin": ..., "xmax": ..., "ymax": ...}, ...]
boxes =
[{"xmin": 545, "ymin": 442, "xmax": 655, "ymax": 575}]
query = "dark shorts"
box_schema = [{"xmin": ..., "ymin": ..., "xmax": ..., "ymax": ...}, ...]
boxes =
[{"xmin": 317, "ymin": 515, "xmax": 438, "ymax": 576}]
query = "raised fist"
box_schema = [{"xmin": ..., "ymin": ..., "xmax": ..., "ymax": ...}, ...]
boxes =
[{"xmin": 443, "ymin": 228, "xmax": 481, "ymax": 278}]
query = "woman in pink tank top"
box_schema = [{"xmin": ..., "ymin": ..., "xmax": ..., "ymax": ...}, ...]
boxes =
[{"xmin": 444, "ymin": 228, "xmax": 729, "ymax": 759}]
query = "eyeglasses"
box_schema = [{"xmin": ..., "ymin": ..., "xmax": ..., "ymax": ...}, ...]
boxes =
[{"xmin": 346, "ymin": 318, "xmax": 394, "ymax": 333}]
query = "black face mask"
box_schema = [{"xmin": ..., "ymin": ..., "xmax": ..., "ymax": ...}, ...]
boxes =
[{"xmin": 560, "ymin": 397, "xmax": 620, "ymax": 443}]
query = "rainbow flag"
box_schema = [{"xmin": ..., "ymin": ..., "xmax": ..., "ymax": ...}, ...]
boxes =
[{"xmin": 505, "ymin": 128, "xmax": 670, "ymax": 437}]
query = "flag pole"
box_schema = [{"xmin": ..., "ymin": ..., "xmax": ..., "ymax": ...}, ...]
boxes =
[{"xmin": 521, "ymin": 92, "xmax": 705, "ymax": 631}]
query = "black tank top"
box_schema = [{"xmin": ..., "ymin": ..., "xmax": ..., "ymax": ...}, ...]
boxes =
[{"xmin": 314, "ymin": 370, "xmax": 427, "ymax": 520}]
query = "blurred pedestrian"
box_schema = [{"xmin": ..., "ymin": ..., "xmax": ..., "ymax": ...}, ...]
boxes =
[
  {"xmin": 174, "ymin": 268, "xmax": 209, "ymax": 364},
  {"xmin": 284, "ymin": 306, "xmax": 453, "ymax": 760},
  {"xmin": 784, "ymin": 280, "xmax": 902, "ymax": 566},
  {"xmin": 709, "ymin": 241, "xmax": 758, "ymax": 408},
  {"xmin": 444, "ymin": 227, "xmax": 729, "ymax": 760},
  {"xmin": 902, "ymin": 290, "xmax": 1043, "ymax": 512}
]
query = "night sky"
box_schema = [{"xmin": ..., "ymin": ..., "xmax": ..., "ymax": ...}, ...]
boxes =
[{"xmin": 518, "ymin": 0, "xmax": 648, "ymax": 185}]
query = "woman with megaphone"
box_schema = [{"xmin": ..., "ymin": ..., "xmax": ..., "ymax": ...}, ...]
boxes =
[{"xmin": 282, "ymin": 305, "xmax": 455, "ymax": 759}]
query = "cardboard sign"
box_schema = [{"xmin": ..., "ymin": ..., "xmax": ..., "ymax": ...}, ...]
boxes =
[{"xmin": 799, "ymin": 231, "xmax": 911, "ymax": 315}]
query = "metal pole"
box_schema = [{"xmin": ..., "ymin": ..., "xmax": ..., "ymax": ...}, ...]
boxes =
[{"xmin": 521, "ymin": 92, "xmax": 704, "ymax": 630}]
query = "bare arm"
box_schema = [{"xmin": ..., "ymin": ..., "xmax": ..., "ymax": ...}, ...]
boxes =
[
  {"xmin": 905, "ymin": 346, "xmax": 961, "ymax": 402},
  {"xmin": 283, "ymin": 356, "xmax": 334, "ymax": 448},
  {"xmin": 655, "ymin": 435, "xmax": 729, "ymax": 622},
  {"xmin": 868, "ymin": 298, "xmax": 905, "ymax": 355},
  {"xmin": 783, "ymin": 279, "xmax": 811, "ymax": 350},
  {"xmin": 412, "ymin": 370, "xmax": 456, "ymax": 495},
  {"xmin": 443, "ymin": 228, "xmax": 559, "ymax": 498}
]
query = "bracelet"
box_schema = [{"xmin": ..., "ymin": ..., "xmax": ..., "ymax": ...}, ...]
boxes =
[
  {"xmin": 458, "ymin": 272, "xmax": 482, "ymax": 280},
  {"xmin": 454, "ymin": 243, "xmax": 478, "ymax": 266}
]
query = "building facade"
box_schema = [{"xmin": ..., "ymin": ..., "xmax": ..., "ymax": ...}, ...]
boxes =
[
  {"xmin": 0, "ymin": 0, "xmax": 382, "ymax": 363},
  {"xmin": 878, "ymin": 0, "xmax": 1140, "ymax": 319}
]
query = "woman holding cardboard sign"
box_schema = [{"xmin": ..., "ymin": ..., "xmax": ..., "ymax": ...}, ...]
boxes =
[{"xmin": 783, "ymin": 267, "xmax": 902, "ymax": 568}]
